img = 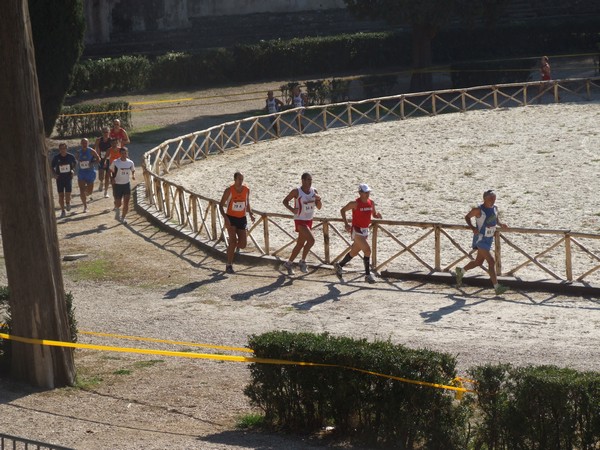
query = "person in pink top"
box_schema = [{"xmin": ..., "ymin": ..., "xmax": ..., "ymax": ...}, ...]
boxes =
[{"xmin": 334, "ymin": 183, "xmax": 382, "ymax": 283}]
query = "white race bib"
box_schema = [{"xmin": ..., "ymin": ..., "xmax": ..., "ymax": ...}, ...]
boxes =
[
  {"xmin": 79, "ymin": 160, "xmax": 90, "ymax": 169},
  {"xmin": 119, "ymin": 168, "xmax": 130, "ymax": 177},
  {"xmin": 232, "ymin": 201, "xmax": 246, "ymax": 212},
  {"xmin": 303, "ymin": 203, "xmax": 314, "ymax": 213},
  {"xmin": 485, "ymin": 226, "xmax": 496, "ymax": 237},
  {"xmin": 59, "ymin": 164, "xmax": 70, "ymax": 174}
]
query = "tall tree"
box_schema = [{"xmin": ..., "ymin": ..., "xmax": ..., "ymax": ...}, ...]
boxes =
[
  {"xmin": 344, "ymin": 0, "xmax": 510, "ymax": 91},
  {"xmin": 0, "ymin": 0, "xmax": 75, "ymax": 387},
  {"xmin": 29, "ymin": 0, "xmax": 85, "ymax": 135}
]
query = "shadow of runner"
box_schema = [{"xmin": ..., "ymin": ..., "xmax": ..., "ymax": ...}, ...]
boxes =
[
  {"xmin": 231, "ymin": 274, "xmax": 292, "ymax": 301},
  {"xmin": 163, "ymin": 271, "xmax": 228, "ymax": 299},
  {"xmin": 292, "ymin": 282, "xmax": 363, "ymax": 311}
]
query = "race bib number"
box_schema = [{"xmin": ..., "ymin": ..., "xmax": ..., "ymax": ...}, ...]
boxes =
[
  {"xmin": 100, "ymin": 150, "xmax": 107, "ymax": 159},
  {"xmin": 485, "ymin": 226, "xmax": 496, "ymax": 237},
  {"xmin": 59, "ymin": 164, "xmax": 70, "ymax": 174},
  {"xmin": 79, "ymin": 160, "xmax": 90, "ymax": 169},
  {"xmin": 119, "ymin": 168, "xmax": 130, "ymax": 177},
  {"xmin": 231, "ymin": 201, "xmax": 246, "ymax": 212},
  {"xmin": 303, "ymin": 203, "xmax": 314, "ymax": 213}
]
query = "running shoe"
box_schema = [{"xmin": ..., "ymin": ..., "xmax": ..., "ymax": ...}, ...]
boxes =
[
  {"xmin": 225, "ymin": 265, "xmax": 234, "ymax": 274},
  {"xmin": 333, "ymin": 262, "xmax": 344, "ymax": 280},
  {"xmin": 59, "ymin": 210, "xmax": 66, "ymax": 219},
  {"xmin": 495, "ymin": 284, "xmax": 509, "ymax": 295},
  {"xmin": 121, "ymin": 217, "xmax": 128, "ymax": 225},
  {"xmin": 98, "ymin": 183, "xmax": 103, "ymax": 192},
  {"xmin": 66, "ymin": 203, "xmax": 71, "ymax": 212},
  {"xmin": 284, "ymin": 261, "xmax": 295, "ymax": 276},
  {"xmin": 298, "ymin": 260, "xmax": 308, "ymax": 273},
  {"xmin": 455, "ymin": 267, "xmax": 465, "ymax": 287},
  {"xmin": 114, "ymin": 209, "xmax": 121, "ymax": 221},
  {"xmin": 365, "ymin": 273, "xmax": 377, "ymax": 284},
  {"xmin": 104, "ymin": 191, "xmax": 109, "ymax": 198},
  {"xmin": 88, "ymin": 195, "xmax": 93, "ymax": 202},
  {"xmin": 83, "ymin": 206, "xmax": 88, "ymax": 213}
]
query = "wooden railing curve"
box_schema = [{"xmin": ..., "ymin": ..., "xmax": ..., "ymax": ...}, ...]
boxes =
[{"xmin": 140, "ymin": 77, "xmax": 600, "ymax": 286}]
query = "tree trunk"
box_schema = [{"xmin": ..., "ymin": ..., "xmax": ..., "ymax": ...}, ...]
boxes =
[
  {"xmin": 0, "ymin": 0, "xmax": 75, "ymax": 388},
  {"xmin": 410, "ymin": 24, "xmax": 436, "ymax": 92}
]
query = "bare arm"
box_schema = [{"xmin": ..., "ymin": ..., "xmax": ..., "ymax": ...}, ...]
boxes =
[
  {"xmin": 282, "ymin": 189, "xmax": 298, "ymax": 214},
  {"xmin": 219, "ymin": 188, "xmax": 231, "ymax": 226},
  {"xmin": 340, "ymin": 201, "xmax": 357, "ymax": 232},
  {"xmin": 247, "ymin": 190, "xmax": 255, "ymax": 223},
  {"xmin": 465, "ymin": 207, "xmax": 481, "ymax": 234},
  {"xmin": 121, "ymin": 129, "xmax": 130, "ymax": 145},
  {"xmin": 371, "ymin": 202, "xmax": 382, "ymax": 219},
  {"xmin": 314, "ymin": 189, "xmax": 322, "ymax": 210}
]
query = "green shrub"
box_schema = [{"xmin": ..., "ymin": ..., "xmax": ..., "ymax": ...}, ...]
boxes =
[
  {"xmin": 245, "ymin": 331, "xmax": 468, "ymax": 448},
  {"xmin": 469, "ymin": 364, "xmax": 600, "ymax": 449},
  {"xmin": 0, "ymin": 287, "xmax": 77, "ymax": 375},
  {"xmin": 56, "ymin": 102, "xmax": 131, "ymax": 138},
  {"xmin": 70, "ymin": 56, "xmax": 151, "ymax": 95}
]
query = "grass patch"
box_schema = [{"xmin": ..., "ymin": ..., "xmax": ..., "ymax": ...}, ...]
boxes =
[
  {"xmin": 75, "ymin": 374, "xmax": 103, "ymax": 389},
  {"xmin": 133, "ymin": 359, "xmax": 164, "ymax": 368},
  {"xmin": 66, "ymin": 258, "xmax": 115, "ymax": 281},
  {"xmin": 113, "ymin": 369, "xmax": 132, "ymax": 375},
  {"xmin": 236, "ymin": 413, "xmax": 265, "ymax": 430}
]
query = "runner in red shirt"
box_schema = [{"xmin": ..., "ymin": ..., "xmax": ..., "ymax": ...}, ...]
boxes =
[{"xmin": 334, "ymin": 183, "xmax": 382, "ymax": 283}]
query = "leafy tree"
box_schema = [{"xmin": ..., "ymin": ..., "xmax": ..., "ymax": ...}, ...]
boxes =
[
  {"xmin": 344, "ymin": 0, "xmax": 510, "ymax": 91},
  {"xmin": 29, "ymin": 0, "xmax": 85, "ymax": 136}
]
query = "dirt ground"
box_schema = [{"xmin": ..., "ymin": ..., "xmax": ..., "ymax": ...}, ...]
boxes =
[{"xmin": 1, "ymin": 80, "xmax": 600, "ymax": 449}]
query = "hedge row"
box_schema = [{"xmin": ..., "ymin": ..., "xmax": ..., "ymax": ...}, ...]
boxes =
[
  {"xmin": 69, "ymin": 18, "xmax": 599, "ymax": 95},
  {"xmin": 246, "ymin": 331, "xmax": 600, "ymax": 449},
  {"xmin": 55, "ymin": 101, "xmax": 131, "ymax": 138}
]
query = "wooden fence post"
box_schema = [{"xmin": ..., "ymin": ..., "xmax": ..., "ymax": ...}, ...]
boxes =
[
  {"xmin": 372, "ymin": 222, "xmax": 378, "ymax": 269},
  {"xmin": 495, "ymin": 230, "xmax": 502, "ymax": 276},
  {"xmin": 565, "ymin": 233, "xmax": 573, "ymax": 281},
  {"xmin": 434, "ymin": 225, "xmax": 441, "ymax": 271},
  {"xmin": 263, "ymin": 214, "xmax": 270, "ymax": 255},
  {"xmin": 323, "ymin": 220, "xmax": 330, "ymax": 264}
]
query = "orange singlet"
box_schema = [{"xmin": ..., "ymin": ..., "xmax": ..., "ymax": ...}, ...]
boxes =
[{"xmin": 225, "ymin": 185, "xmax": 249, "ymax": 218}]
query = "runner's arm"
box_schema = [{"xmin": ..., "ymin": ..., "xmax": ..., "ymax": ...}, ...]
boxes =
[
  {"xmin": 340, "ymin": 201, "xmax": 357, "ymax": 231},
  {"xmin": 282, "ymin": 189, "xmax": 298, "ymax": 214},
  {"xmin": 465, "ymin": 207, "xmax": 481, "ymax": 234}
]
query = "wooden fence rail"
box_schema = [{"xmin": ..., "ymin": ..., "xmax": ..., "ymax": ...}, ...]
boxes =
[{"xmin": 142, "ymin": 77, "xmax": 600, "ymax": 285}]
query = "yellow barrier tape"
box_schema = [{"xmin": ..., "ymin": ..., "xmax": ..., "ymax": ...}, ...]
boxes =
[
  {"xmin": 78, "ymin": 329, "xmax": 253, "ymax": 353},
  {"xmin": 0, "ymin": 331, "xmax": 472, "ymax": 395}
]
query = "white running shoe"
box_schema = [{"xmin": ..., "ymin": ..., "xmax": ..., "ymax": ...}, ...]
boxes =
[
  {"xmin": 298, "ymin": 260, "xmax": 308, "ymax": 273},
  {"xmin": 283, "ymin": 261, "xmax": 295, "ymax": 276},
  {"xmin": 121, "ymin": 217, "xmax": 128, "ymax": 225},
  {"xmin": 83, "ymin": 206, "xmax": 88, "ymax": 213},
  {"xmin": 114, "ymin": 209, "xmax": 121, "ymax": 221},
  {"xmin": 104, "ymin": 191, "xmax": 109, "ymax": 198},
  {"xmin": 365, "ymin": 273, "xmax": 377, "ymax": 284}
]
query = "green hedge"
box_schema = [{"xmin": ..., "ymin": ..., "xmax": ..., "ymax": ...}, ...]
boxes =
[
  {"xmin": 0, "ymin": 286, "xmax": 78, "ymax": 375},
  {"xmin": 69, "ymin": 19, "xmax": 599, "ymax": 96},
  {"xmin": 469, "ymin": 364, "xmax": 600, "ymax": 450},
  {"xmin": 245, "ymin": 331, "xmax": 469, "ymax": 448},
  {"xmin": 56, "ymin": 102, "xmax": 131, "ymax": 138},
  {"xmin": 245, "ymin": 331, "xmax": 600, "ymax": 449}
]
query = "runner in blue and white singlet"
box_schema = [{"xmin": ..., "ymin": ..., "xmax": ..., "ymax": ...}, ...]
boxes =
[
  {"xmin": 454, "ymin": 190, "xmax": 510, "ymax": 295},
  {"xmin": 76, "ymin": 138, "xmax": 99, "ymax": 213},
  {"xmin": 472, "ymin": 203, "xmax": 498, "ymax": 251}
]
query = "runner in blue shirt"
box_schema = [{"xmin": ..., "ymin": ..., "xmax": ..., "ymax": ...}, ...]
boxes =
[{"xmin": 455, "ymin": 190, "xmax": 509, "ymax": 295}]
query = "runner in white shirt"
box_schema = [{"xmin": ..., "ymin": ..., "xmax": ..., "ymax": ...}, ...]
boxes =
[
  {"xmin": 110, "ymin": 147, "xmax": 135, "ymax": 224},
  {"xmin": 281, "ymin": 172, "xmax": 322, "ymax": 275}
]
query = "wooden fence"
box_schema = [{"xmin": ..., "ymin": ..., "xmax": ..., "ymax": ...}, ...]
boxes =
[{"xmin": 142, "ymin": 77, "xmax": 600, "ymax": 285}]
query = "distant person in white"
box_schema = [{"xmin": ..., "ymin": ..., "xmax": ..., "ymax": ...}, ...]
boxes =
[{"xmin": 110, "ymin": 147, "xmax": 135, "ymax": 224}]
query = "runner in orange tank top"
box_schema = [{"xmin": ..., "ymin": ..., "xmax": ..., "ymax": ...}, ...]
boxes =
[
  {"xmin": 334, "ymin": 183, "xmax": 382, "ymax": 284},
  {"xmin": 218, "ymin": 171, "xmax": 255, "ymax": 274}
]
